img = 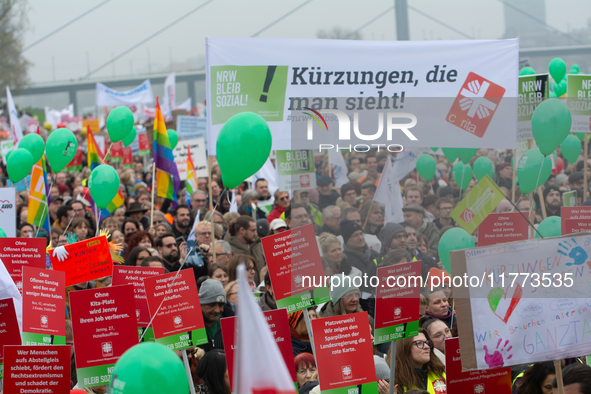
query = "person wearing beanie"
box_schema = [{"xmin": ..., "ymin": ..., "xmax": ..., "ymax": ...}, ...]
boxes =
[
  {"xmin": 199, "ymin": 279, "xmax": 231, "ymax": 352},
  {"xmin": 340, "ymin": 183, "xmax": 358, "ymax": 207},
  {"xmin": 378, "ymin": 222, "xmax": 408, "ymax": 257},
  {"xmin": 319, "ymin": 281, "xmax": 362, "ymax": 317},
  {"xmin": 539, "ymin": 185, "xmax": 562, "ymax": 217},
  {"xmin": 288, "ymin": 310, "xmax": 313, "ymax": 357},
  {"xmin": 340, "ymin": 219, "xmax": 379, "ymax": 274}
]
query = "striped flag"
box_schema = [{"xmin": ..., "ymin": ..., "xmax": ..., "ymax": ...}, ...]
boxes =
[
  {"xmin": 185, "ymin": 145, "xmax": 198, "ymax": 196},
  {"xmin": 28, "ymin": 158, "xmax": 50, "ymax": 232},
  {"xmin": 153, "ymin": 97, "xmax": 180, "ymax": 206},
  {"xmin": 101, "ymin": 190, "xmax": 125, "ymax": 218},
  {"xmin": 87, "ymin": 125, "xmax": 105, "ymax": 170}
]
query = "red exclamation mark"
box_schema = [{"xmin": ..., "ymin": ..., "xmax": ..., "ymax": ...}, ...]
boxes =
[{"xmin": 260, "ymin": 66, "xmax": 277, "ymax": 102}]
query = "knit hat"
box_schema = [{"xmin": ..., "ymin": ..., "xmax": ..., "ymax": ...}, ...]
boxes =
[
  {"xmin": 317, "ymin": 176, "xmax": 333, "ymax": 186},
  {"xmin": 340, "ymin": 219, "xmax": 363, "ymax": 244},
  {"xmin": 378, "ymin": 222, "xmax": 407, "ymax": 255},
  {"xmin": 330, "ymin": 281, "xmax": 359, "ymax": 305},
  {"xmin": 543, "ymin": 185, "xmax": 562, "ymax": 201},
  {"xmin": 256, "ymin": 219, "xmax": 269, "ymax": 238},
  {"xmin": 288, "ymin": 310, "xmax": 304, "ymax": 329},
  {"xmin": 497, "ymin": 162, "xmax": 511, "ymax": 172},
  {"xmin": 374, "ymin": 356, "xmax": 390, "ymax": 380},
  {"xmin": 340, "ymin": 183, "xmax": 355, "ymax": 197},
  {"xmin": 134, "ymin": 182, "xmax": 148, "ymax": 193},
  {"xmin": 198, "ymin": 279, "xmax": 226, "ymax": 305}
]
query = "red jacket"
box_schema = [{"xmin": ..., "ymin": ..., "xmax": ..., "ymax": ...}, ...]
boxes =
[{"xmin": 267, "ymin": 204, "xmax": 286, "ymax": 222}]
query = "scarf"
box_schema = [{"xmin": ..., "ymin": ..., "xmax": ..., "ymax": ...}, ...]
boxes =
[
  {"xmin": 290, "ymin": 326, "xmax": 309, "ymax": 343},
  {"xmin": 343, "ymin": 244, "xmax": 372, "ymax": 267}
]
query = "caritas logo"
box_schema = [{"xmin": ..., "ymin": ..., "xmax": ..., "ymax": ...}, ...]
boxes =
[
  {"xmin": 461, "ymin": 209, "xmax": 474, "ymax": 224},
  {"xmin": 300, "ymin": 174, "xmax": 310, "ymax": 188},
  {"xmin": 446, "ymin": 72, "xmax": 505, "ymax": 138}
]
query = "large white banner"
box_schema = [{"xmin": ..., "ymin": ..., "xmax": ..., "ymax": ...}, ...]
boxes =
[
  {"xmin": 453, "ymin": 234, "xmax": 591, "ymax": 370},
  {"xmin": 6, "ymin": 87, "xmax": 23, "ymax": 143},
  {"xmin": 206, "ymin": 37, "xmax": 519, "ymax": 154},
  {"xmin": 96, "ymin": 79, "xmax": 154, "ymax": 107}
]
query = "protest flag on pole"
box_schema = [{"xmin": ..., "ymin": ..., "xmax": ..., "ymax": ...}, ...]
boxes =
[{"xmin": 154, "ymin": 97, "xmax": 180, "ymax": 207}]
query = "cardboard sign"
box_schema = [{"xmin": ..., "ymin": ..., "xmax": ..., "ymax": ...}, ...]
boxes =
[
  {"xmin": 2, "ymin": 345, "xmax": 71, "ymax": 393},
  {"xmin": 0, "ymin": 238, "xmax": 46, "ymax": 293},
  {"xmin": 0, "ymin": 187, "xmax": 17, "ymax": 238},
  {"xmin": 478, "ymin": 212, "xmax": 530, "ymax": 247},
  {"xmin": 70, "ymin": 284, "xmax": 138, "ymax": 388},
  {"xmin": 50, "ymin": 235, "xmax": 113, "ymax": 286},
  {"xmin": 451, "ymin": 175, "xmax": 506, "ymax": 234},
  {"xmin": 374, "ymin": 261, "xmax": 421, "ymax": 344},
  {"xmin": 144, "ymin": 269, "xmax": 207, "ymax": 350},
  {"xmin": 311, "ymin": 312, "xmax": 377, "ymax": 394},
  {"xmin": 172, "ymin": 137, "xmax": 208, "ymax": 180},
  {"xmin": 261, "ymin": 223, "xmax": 330, "ymax": 312},
  {"xmin": 0, "ymin": 298, "xmax": 21, "ymax": 379},
  {"xmin": 221, "ymin": 309, "xmax": 296, "ymax": 391},
  {"xmin": 22, "ymin": 267, "xmax": 66, "ymax": 345},
  {"xmin": 561, "ymin": 206, "xmax": 591, "ymax": 235},
  {"xmin": 445, "ymin": 338, "xmax": 511, "ymax": 393},
  {"xmin": 567, "ymin": 74, "xmax": 591, "ymax": 133},
  {"xmin": 276, "ymin": 149, "xmax": 317, "ymax": 191},
  {"xmin": 451, "ymin": 233, "xmax": 591, "ymax": 370},
  {"xmin": 112, "ymin": 265, "xmax": 165, "ymax": 326}
]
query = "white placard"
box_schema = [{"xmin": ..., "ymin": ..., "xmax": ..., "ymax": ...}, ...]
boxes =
[{"xmin": 173, "ymin": 138, "xmax": 208, "ymax": 181}]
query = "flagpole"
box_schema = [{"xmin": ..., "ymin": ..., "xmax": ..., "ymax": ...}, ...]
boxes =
[
  {"xmin": 208, "ymin": 156, "xmax": 216, "ymax": 262},
  {"xmin": 182, "ymin": 349, "xmax": 197, "ymax": 394},
  {"xmin": 150, "ymin": 162, "xmax": 156, "ymax": 230},
  {"xmin": 388, "ymin": 341, "xmax": 396, "ymax": 394}
]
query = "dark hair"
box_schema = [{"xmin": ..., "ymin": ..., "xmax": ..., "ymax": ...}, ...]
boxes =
[
  {"xmin": 208, "ymin": 263, "xmax": 228, "ymax": 278},
  {"xmin": 122, "ymin": 217, "xmax": 140, "ymax": 233},
  {"xmin": 361, "ymin": 182, "xmax": 377, "ymax": 193},
  {"xmin": 254, "ymin": 178, "xmax": 267, "ymax": 187},
  {"xmin": 551, "ymin": 363, "xmax": 591, "ymax": 391},
  {"xmin": 228, "ymin": 254, "xmax": 256, "ymax": 282},
  {"xmin": 124, "ymin": 230, "xmax": 154, "ymax": 261},
  {"xmin": 422, "ymin": 194, "xmax": 437, "ymax": 209},
  {"xmin": 19, "ymin": 222, "xmax": 34, "ymax": 231},
  {"xmin": 195, "ymin": 349, "xmax": 230, "ymax": 394},
  {"xmin": 231, "ymin": 215, "xmax": 255, "ymax": 234},
  {"xmin": 393, "ymin": 328, "xmax": 444, "ymax": 389},
  {"xmin": 71, "ymin": 217, "xmax": 92, "ymax": 238},
  {"xmin": 125, "ymin": 247, "xmax": 150, "ymax": 266},
  {"xmin": 141, "ymin": 256, "xmax": 164, "ymax": 268},
  {"xmin": 135, "ymin": 190, "xmax": 150, "ymax": 200},
  {"xmin": 155, "ymin": 232, "xmax": 176, "ymax": 248},
  {"xmin": 435, "ymin": 197, "xmax": 453, "ymax": 210},
  {"xmin": 284, "ymin": 203, "xmax": 308, "ymax": 220},
  {"xmin": 174, "ymin": 204, "xmax": 190, "ymax": 216},
  {"xmin": 57, "ymin": 205, "xmax": 73, "ymax": 221},
  {"xmin": 516, "ymin": 362, "xmax": 556, "ymax": 394},
  {"xmin": 380, "ymin": 249, "xmax": 411, "ymax": 267},
  {"xmin": 264, "ymin": 271, "xmax": 271, "ymax": 288}
]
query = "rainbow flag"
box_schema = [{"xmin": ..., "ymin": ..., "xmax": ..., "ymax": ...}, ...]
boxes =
[
  {"xmin": 185, "ymin": 145, "xmax": 198, "ymax": 195},
  {"xmin": 87, "ymin": 125, "xmax": 105, "ymax": 170},
  {"xmin": 101, "ymin": 190, "xmax": 125, "ymax": 218},
  {"xmin": 153, "ymin": 97, "xmax": 180, "ymax": 205},
  {"xmin": 28, "ymin": 157, "xmax": 50, "ymax": 232}
]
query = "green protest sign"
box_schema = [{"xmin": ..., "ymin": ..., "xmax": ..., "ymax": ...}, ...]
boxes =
[{"xmin": 567, "ymin": 74, "xmax": 591, "ymax": 133}]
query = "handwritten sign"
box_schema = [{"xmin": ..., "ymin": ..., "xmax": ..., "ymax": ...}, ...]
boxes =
[
  {"xmin": 173, "ymin": 137, "xmax": 208, "ymax": 180},
  {"xmin": 50, "ymin": 235, "xmax": 113, "ymax": 286}
]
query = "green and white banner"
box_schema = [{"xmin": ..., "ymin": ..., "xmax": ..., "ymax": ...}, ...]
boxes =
[
  {"xmin": 567, "ymin": 74, "xmax": 591, "ymax": 133},
  {"xmin": 275, "ymin": 150, "xmax": 316, "ymax": 192}
]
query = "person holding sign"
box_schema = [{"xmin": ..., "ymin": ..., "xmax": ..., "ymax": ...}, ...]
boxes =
[
  {"xmin": 199, "ymin": 279, "xmax": 232, "ymax": 353},
  {"xmin": 319, "ymin": 283, "xmax": 363, "ymax": 317},
  {"xmin": 391, "ymin": 329, "xmax": 446, "ymax": 393}
]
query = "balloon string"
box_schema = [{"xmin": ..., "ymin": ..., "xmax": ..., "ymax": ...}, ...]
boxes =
[
  {"xmin": 35, "ymin": 173, "xmax": 55, "ymax": 238},
  {"xmin": 511, "ymin": 195, "xmax": 523, "ymax": 213},
  {"xmin": 102, "ymin": 142, "xmax": 113, "ymax": 165},
  {"xmin": 138, "ymin": 189, "xmax": 225, "ymax": 342},
  {"xmin": 63, "ymin": 188, "xmax": 90, "ymax": 234}
]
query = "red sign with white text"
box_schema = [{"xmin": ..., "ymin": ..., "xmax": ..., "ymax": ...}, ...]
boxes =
[
  {"xmin": 221, "ymin": 309, "xmax": 296, "ymax": 391},
  {"xmin": 69, "ymin": 284, "xmax": 138, "ymax": 388},
  {"xmin": 261, "ymin": 223, "xmax": 330, "ymax": 312},
  {"xmin": 445, "ymin": 337, "xmax": 511, "ymax": 393},
  {"xmin": 138, "ymin": 133, "xmax": 150, "ymax": 151},
  {"xmin": 50, "ymin": 235, "xmax": 113, "ymax": 286},
  {"xmin": 0, "ymin": 238, "xmax": 46, "ymax": 293},
  {"xmin": 478, "ymin": 212, "xmax": 530, "ymax": 246},
  {"xmin": 3, "ymin": 345, "xmax": 71, "ymax": 393},
  {"xmin": 123, "ymin": 146, "xmax": 133, "ymax": 168},
  {"xmin": 22, "ymin": 267, "xmax": 66, "ymax": 345},
  {"xmin": 311, "ymin": 312, "xmax": 377, "ymax": 392},
  {"xmin": 0, "ymin": 298, "xmax": 21, "ymax": 365},
  {"xmin": 374, "ymin": 261, "xmax": 421, "ymax": 344},
  {"xmin": 110, "ymin": 141, "xmax": 123, "ymax": 162},
  {"xmin": 561, "ymin": 207, "xmax": 591, "ymax": 235},
  {"xmin": 112, "ymin": 265, "xmax": 164, "ymax": 326},
  {"xmin": 143, "ymin": 269, "xmax": 207, "ymax": 349}
]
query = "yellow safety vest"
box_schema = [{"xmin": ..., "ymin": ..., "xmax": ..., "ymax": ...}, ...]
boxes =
[{"xmin": 403, "ymin": 372, "xmax": 446, "ymax": 394}]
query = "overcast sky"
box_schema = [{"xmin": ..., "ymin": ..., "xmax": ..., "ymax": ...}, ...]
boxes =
[{"xmin": 22, "ymin": 0, "xmax": 591, "ymax": 84}]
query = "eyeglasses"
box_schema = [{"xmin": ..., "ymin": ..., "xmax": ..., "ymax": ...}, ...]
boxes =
[
  {"xmin": 246, "ymin": 266, "xmax": 256, "ymax": 272},
  {"xmin": 413, "ymin": 340, "xmax": 433, "ymax": 349},
  {"xmin": 74, "ymin": 208, "xmax": 85, "ymax": 213},
  {"xmin": 193, "ymin": 199, "xmax": 206, "ymax": 203},
  {"xmin": 279, "ymin": 196, "xmax": 289, "ymax": 201},
  {"xmin": 163, "ymin": 243, "xmax": 177, "ymax": 249},
  {"xmin": 293, "ymin": 214, "xmax": 311, "ymax": 221},
  {"xmin": 440, "ymin": 206, "xmax": 453, "ymax": 211},
  {"xmin": 394, "ymin": 234, "xmax": 408, "ymax": 240}
]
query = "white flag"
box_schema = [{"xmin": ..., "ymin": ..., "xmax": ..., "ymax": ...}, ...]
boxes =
[
  {"xmin": 391, "ymin": 148, "xmax": 435, "ymax": 182},
  {"xmin": 229, "ymin": 191, "xmax": 238, "ymax": 213},
  {"xmin": 328, "ymin": 149, "xmax": 348, "ymax": 187},
  {"xmin": 0, "ymin": 257, "xmax": 23, "ymax": 333},
  {"xmin": 374, "ymin": 157, "xmax": 404, "ymax": 224},
  {"xmin": 44, "ymin": 104, "xmax": 74, "ymax": 130},
  {"xmin": 6, "ymin": 86, "xmax": 23, "ymax": 143},
  {"xmin": 234, "ymin": 264, "xmax": 295, "ymax": 394},
  {"xmin": 174, "ymin": 97, "xmax": 192, "ymax": 112},
  {"xmin": 254, "ymin": 158, "xmax": 278, "ymax": 196},
  {"xmin": 187, "ymin": 209, "xmax": 201, "ymax": 242},
  {"xmin": 163, "ymin": 72, "xmax": 176, "ymax": 121}
]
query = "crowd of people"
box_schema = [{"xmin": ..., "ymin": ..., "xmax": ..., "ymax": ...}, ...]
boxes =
[{"xmin": 2, "ymin": 145, "xmax": 591, "ymax": 394}]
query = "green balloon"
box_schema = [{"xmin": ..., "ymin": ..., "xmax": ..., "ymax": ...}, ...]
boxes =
[
  {"xmin": 0, "ymin": 228, "xmax": 6, "ymax": 237},
  {"xmin": 19, "ymin": 133, "xmax": 45, "ymax": 163},
  {"xmin": 88, "ymin": 165, "xmax": 120, "ymax": 209},
  {"xmin": 430, "ymin": 147, "xmax": 438, "ymax": 153},
  {"xmin": 549, "ymin": 58, "xmax": 567, "ymax": 83},
  {"xmin": 574, "ymin": 132, "xmax": 586, "ymax": 142},
  {"xmin": 519, "ymin": 66, "xmax": 535, "ymax": 76},
  {"xmin": 458, "ymin": 148, "xmax": 478, "ymax": 164},
  {"xmin": 473, "ymin": 156, "xmax": 495, "ymax": 181},
  {"xmin": 452, "ymin": 162, "xmax": 473, "ymax": 190},
  {"xmin": 217, "ymin": 112, "xmax": 272, "ymax": 189},
  {"xmin": 560, "ymin": 134, "xmax": 582, "ymax": 163},
  {"xmin": 167, "ymin": 129, "xmax": 178, "ymax": 150},
  {"xmin": 516, "ymin": 148, "xmax": 552, "ymax": 195},
  {"xmin": 535, "ymin": 216, "xmax": 561, "ymax": 239},
  {"xmin": 7, "ymin": 149, "xmax": 33, "ymax": 183},
  {"xmin": 416, "ymin": 154, "xmax": 436, "ymax": 181},
  {"xmin": 122, "ymin": 127, "xmax": 137, "ymax": 147},
  {"xmin": 110, "ymin": 342, "xmax": 189, "ymax": 394},
  {"xmin": 106, "ymin": 106, "xmax": 134, "ymax": 142},
  {"xmin": 531, "ymin": 99, "xmax": 572, "ymax": 156},
  {"xmin": 5, "ymin": 150, "xmax": 13, "ymax": 161},
  {"xmin": 46, "ymin": 128, "xmax": 77, "ymax": 172},
  {"xmin": 553, "ymin": 80, "xmax": 567, "ymax": 97},
  {"xmin": 549, "ymin": 90, "xmax": 557, "ymax": 98},
  {"xmin": 438, "ymin": 227, "xmax": 475, "ymax": 273},
  {"xmin": 442, "ymin": 148, "xmax": 460, "ymax": 162},
  {"xmin": 571, "ymin": 64, "xmax": 580, "ymax": 73}
]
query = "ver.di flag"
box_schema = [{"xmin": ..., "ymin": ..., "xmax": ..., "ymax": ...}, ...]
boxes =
[
  {"xmin": 328, "ymin": 149, "xmax": 348, "ymax": 188},
  {"xmin": 6, "ymin": 86, "xmax": 23, "ymax": 143},
  {"xmin": 234, "ymin": 264, "xmax": 295, "ymax": 394},
  {"xmin": 373, "ymin": 156, "xmax": 404, "ymax": 224}
]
